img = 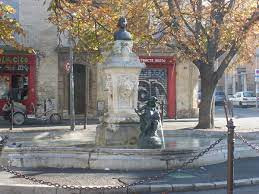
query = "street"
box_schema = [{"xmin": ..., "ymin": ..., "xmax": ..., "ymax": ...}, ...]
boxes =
[
  {"xmin": 178, "ymin": 186, "xmax": 259, "ymax": 194},
  {"xmin": 215, "ymin": 106, "xmax": 259, "ymax": 119},
  {"xmin": 147, "ymin": 185, "xmax": 259, "ymax": 194}
]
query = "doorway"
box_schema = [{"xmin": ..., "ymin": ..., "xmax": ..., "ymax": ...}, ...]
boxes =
[{"xmin": 72, "ymin": 64, "xmax": 86, "ymax": 114}]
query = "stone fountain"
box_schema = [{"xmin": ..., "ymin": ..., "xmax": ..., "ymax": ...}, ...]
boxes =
[
  {"xmin": 0, "ymin": 18, "xmax": 233, "ymax": 172},
  {"xmin": 96, "ymin": 17, "xmax": 145, "ymax": 146}
]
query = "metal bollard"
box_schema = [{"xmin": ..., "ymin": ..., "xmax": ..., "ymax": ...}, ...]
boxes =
[
  {"xmin": 84, "ymin": 110, "xmax": 87, "ymax": 129},
  {"xmin": 10, "ymin": 100, "xmax": 14, "ymax": 131},
  {"xmin": 223, "ymin": 100, "xmax": 229, "ymax": 123},
  {"xmin": 227, "ymin": 119, "xmax": 235, "ymax": 194}
]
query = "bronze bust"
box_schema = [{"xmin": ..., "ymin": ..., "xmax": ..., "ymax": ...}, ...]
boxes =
[{"xmin": 114, "ymin": 17, "xmax": 132, "ymax": 41}]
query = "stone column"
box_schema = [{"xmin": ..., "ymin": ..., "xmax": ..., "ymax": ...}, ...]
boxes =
[{"xmin": 96, "ymin": 40, "xmax": 145, "ymax": 146}]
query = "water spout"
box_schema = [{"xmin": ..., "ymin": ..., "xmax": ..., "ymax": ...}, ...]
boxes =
[{"xmin": 160, "ymin": 121, "xmax": 166, "ymax": 149}]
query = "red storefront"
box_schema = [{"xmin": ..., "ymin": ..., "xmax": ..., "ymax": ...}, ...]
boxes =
[
  {"xmin": 0, "ymin": 54, "xmax": 37, "ymax": 114},
  {"xmin": 139, "ymin": 56, "xmax": 176, "ymax": 119}
]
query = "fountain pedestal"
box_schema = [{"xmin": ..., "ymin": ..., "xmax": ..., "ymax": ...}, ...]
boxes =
[{"xmin": 96, "ymin": 40, "xmax": 145, "ymax": 146}]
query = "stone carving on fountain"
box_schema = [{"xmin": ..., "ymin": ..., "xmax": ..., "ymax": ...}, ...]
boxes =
[
  {"xmin": 118, "ymin": 75, "xmax": 138, "ymax": 99},
  {"xmin": 96, "ymin": 17, "xmax": 145, "ymax": 147},
  {"xmin": 104, "ymin": 73, "xmax": 112, "ymax": 94}
]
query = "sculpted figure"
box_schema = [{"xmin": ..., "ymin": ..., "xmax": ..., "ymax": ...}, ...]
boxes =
[
  {"xmin": 114, "ymin": 17, "xmax": 132, "ymax": 41},
  {"xmin": 135, "ymin": 96, "xmax": 162, "ymax": 149}
]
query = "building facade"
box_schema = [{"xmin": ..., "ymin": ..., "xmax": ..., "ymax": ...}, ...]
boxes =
[
  {"xmin": 217, "ymin": 50, "xmax": 259, "ymax": 98},
  {"xmin": 0, "ymin": 0, "xmax": 199, "ymax": 119}
]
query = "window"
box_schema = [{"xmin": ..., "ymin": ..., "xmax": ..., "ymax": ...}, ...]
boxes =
[
  {"xmin": 243, "ymin": 92, "xmax": 255, "ymax": 97},
  {"xmin": 10, "ymin": 75, "xmax": 28, "ymax": 101},
  {"xmin": 0, "ymin": 76, "xmax": 10, "ymax": 99},
  {"xmin": 215, "ymin": 91, "xmax": 225, "ymax": 96}
]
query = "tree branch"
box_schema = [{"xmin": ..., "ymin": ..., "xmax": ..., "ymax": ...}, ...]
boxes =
[
  {"xmin": 86, "ymin": 8, "xmax": 112, "ymax": 33},
  {"xmin": 168, "ymin": 0, "xmax": 175, "ymax": 18},
  {"xmin": 167, "ymin": 39, "xmax": 202, "ymax": 69},
  {"xmin": 173, "ymin": 0, "xmax": 196, "ymax": 36},
  {"xmin": 213, "ymin": 43, "xmax": 238, "ymax": 83},
  {"xmin": 173, "ymin": 0, "xmax": 206, "ymax": 58},
  {"xmin": 223, "ymin": 0, "xmax": 235, "ymax": 15},
  {"xmin": 207, "ymin": 0, "xmax": 225, "ymax": 64},
  {"xmin": 213, "ymin": 7, "xmax": 258, "ymax": 83},
  {"xmin": 152, "ymin": 0, "xmax": 164, "ymax": 18}
]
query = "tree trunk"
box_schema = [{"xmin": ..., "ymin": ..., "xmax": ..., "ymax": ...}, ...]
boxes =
[{"xmin": 195, "ymin": 75, "xmax": 216, "ymax": 129}]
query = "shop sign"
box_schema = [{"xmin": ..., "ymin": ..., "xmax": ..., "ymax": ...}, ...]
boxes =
[
  {"xmin": 0, "ymin": 55, "xmax": 30, "ymax": 65},
  {"xmin": 140, "ymin": 58, "xmax": 167, "ymax": 63},
  {"xmin": 139, "ymin": 56, "xmax": 175, "ymax": 64},
  {"xmin": 0, "ymin": 64, "xmax": 29, "ymax": 73}
]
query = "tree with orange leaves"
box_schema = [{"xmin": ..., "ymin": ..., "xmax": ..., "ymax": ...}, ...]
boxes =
[
  {"xmin": 47, "ymin": 0, "xmax": 155, "ymax": 60},
  {"xmin": 0, "ymin": 1, "xmax": 24, "ymax": 50},
  {"xmin": 48, "ymin": 0, "xmax": 258, "ymax": 128},
  {"xmin": 151, "ymin": 0, "xmax": 258, "ymax": 129}
]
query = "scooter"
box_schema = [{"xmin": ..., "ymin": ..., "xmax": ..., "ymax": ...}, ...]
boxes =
[
  {"xmin": 2, "ymin": 99, "xmax": 62, "ymax": 125},
  {"xmin": 2, "ymin": 100, "xmax": 27, "ymax": 125}
]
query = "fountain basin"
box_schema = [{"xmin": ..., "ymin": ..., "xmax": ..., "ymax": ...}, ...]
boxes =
[{"xmin": 1, "ymin": 145, "xmax": 257, "ymax": 170}]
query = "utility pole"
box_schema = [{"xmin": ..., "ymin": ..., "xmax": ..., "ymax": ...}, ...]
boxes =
[
  {"xmin": 68, "ymin": 34, "xmax": 75, "ymax": 131},
  {"xmin": 256, "ymin": 48, "xmax": 259, "ymax": 109},
  {"xmin": 67, "ymin": 0, "xmax": 78, "ymax": 131}
]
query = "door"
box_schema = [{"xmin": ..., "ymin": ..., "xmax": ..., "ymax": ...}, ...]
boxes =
[
  {"xmin": 138, "ymin": 68, "xmax": 168, "ymax": 116},
  {"xmin": 73, "ymin": 64, "xmax": 86, "ymax": 114}
]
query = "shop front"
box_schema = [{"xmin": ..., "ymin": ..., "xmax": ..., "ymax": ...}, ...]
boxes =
[
  {"xmin": 139, "ymin": 56, "xmax": 176, "ymax": 119},
  {"xmin": 0, "ymin": 54, "xmax": 36, "ymax": 115}
]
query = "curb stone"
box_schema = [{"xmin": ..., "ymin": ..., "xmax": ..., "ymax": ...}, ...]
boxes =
[
  {"xmin": 171, "ymin": 183, "xmax": 194, "ymax": 192},
  {"xmin": 251, "ymin": 178, "xmax": 259, "ymax": 184},
  {"xmin": 128, "ymin": 178, "xmax": 259, "ymax": 193},
  {"xmin": 0, "ymin": 178, "xmax": 259, "ymax": 193},
  {"xmin": 234, "ymin": 179, "xmax": 252, "ymax": 187},
  {"xmin": 214, "ymin": 181, "xmax": 227, "ymax": 189},
  {"xmin": 193, "ymin": 182, "xmax": 215, "ymax": 191},
  {"xmin": 127, "ymin": 185, "xmax": 150, "ymax": 193},
  {"xmin": 150, "ymin": 184, "xmax": 172, "ymax": 192}
]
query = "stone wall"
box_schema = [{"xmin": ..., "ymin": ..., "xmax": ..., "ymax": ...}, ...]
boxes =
[
  {"xmin": 19, "ymin": 0, "xmax": 59, "ymax": 110},
  {"xmin": 176, "ymin": 59, "xmax": 199, "ymax": 118}
]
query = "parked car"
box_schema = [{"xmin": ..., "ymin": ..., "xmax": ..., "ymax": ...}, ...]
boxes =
[
  {"xmin": 197, "ymin": 91, "xmax": 225, "ymax": 106},
  {"xmin": 215, "ymin": 91, "xmax": 226, "ymax": 105},
  {"xmin": 229, "ymin": 91, "xmax": 256, "ymax": 107}
]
